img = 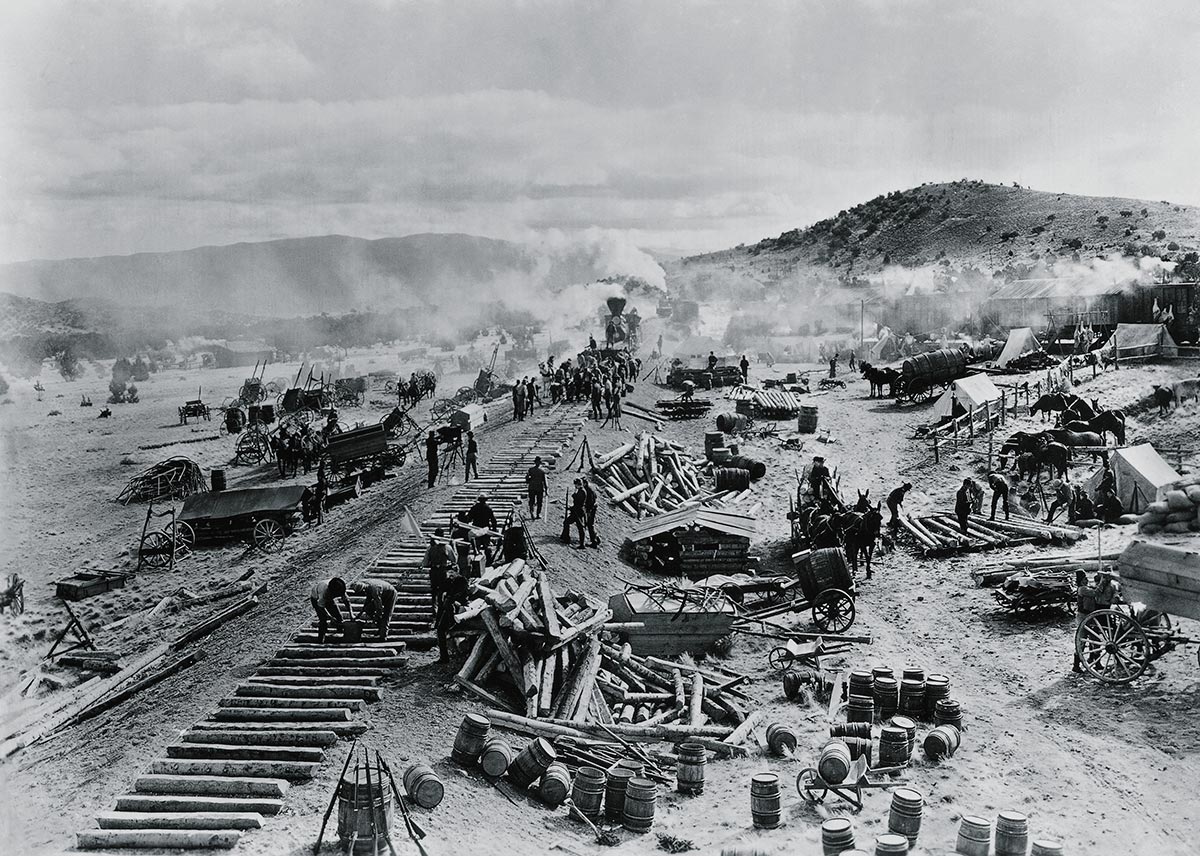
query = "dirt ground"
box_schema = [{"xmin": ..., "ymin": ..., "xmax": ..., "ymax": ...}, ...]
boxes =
[{"xmin": 2, "ymin": 352, "xmax": 1199, "ymax": 855}]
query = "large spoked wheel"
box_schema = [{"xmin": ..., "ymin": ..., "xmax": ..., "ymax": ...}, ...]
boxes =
[
  {"xmin": 172, "ymin": 521, "xmax": 196, "ymax": 558},
  {"xmin": 768, "ymin": 646, "xmax": 794, "ymax": 673},
  {"xmin": 140, "ymin": 530, "xmax": 176, "ymax": 568},
  {"xmin": 910, "ymin": 382, "xmax": 935, "ymax": 403},
  {"xmin": 1076, "ymin": 608, "xmax": 1150, "ymax": 683},
  {"xmin": 236, "ymin": 432, "xmax": 270, "ymax": 465},
  {"xmin": 252, "ymin": 518, "xmax": 287, "ymax": 553},
  {"xmin": 797, "ymin": 768, "xmax": 827, "ymax": 804},
  {"xmin": 1132, "ymin": 607, "xmax": 1175, "ymax": 658},
  {"xmin": 812, "ymin": 588, "xmax": 856, "ymax": 633}
]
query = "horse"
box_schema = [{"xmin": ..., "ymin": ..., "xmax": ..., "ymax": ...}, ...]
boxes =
[
  {"xmin": 1081, "ymin": 409, "xmax": 1126, "ymax": 445},
  {"xmin": 860, "ymin": 363, "xmax": 899, "ymax": 399},
  {"xmin": 1046, "ymin": 429, "xmax": 1106, "ymax": 461},
  {"xmin": 1153, "ymin": 384, "xmax": 1175, "ymax": 416},
  {"xmin": 1036, "ymin": 441, "xmax": 1070, "ymax": 480},
  {"xmin": 998, "ymin": 430, "xmax": 1049, "ymax": 469},
  {"xmin": 1029, "ymin": 393, "xmax": 1094, "ymax": 423},
  {"xmin": 853, "ymin": 489, "xmax": 871, "ymax": 512},
  {"xmin": 843, "ymin": 503, "xmax": 883, "ymax": 579},
  {"xmin": 806, "ymin": 509, "xmax": 844, "ymax": 549}
]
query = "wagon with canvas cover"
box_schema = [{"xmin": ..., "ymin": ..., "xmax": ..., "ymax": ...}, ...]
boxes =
[
  {"xmin": 178, "ymin": 485, "xmax": 310, "ymax": 553},
  {"xmin": 895, "ymin": 347, "xmax": 969, "ymax": 404},
  {"xmin": 1074, "ymin": 539, "xmax": 1200, "ymax": 683}
]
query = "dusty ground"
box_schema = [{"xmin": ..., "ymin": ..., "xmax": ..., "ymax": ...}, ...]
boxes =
[{"xmin": 2, "ymin": 352, "xmax": 1199, "ymax": 855}]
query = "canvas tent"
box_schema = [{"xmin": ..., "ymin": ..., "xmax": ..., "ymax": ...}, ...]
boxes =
[
  {"xmin": 1084, "ymin": 444, "xmax": 1180, "ymax": 513},
  {"xmin": 932, "ymin": 374, "xmax": 1002, "ymax": 421},
  {"xmin": 996, "ymin": 327, "xmax": 1043, "ymax": 368},
  {"xmin": 1102, "ymin": 323, "xmax": 1179, "ymax": 360}
]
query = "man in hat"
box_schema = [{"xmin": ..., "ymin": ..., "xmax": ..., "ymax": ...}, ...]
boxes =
[
  {"xmin": 707, "ymin": 350, "xmax": 718, "ymax": 372},
  {"xmin": 955, "ymin": 478, "xmax": 973, "ymax": 535},
  {"xmin": 570, "ymin": 478, "xmax": 588, "ymax": 548},
  {"xmin": 525, "ymin": 456, "xmax": 547, "ymax": 519},
  {"xmin": 987, "ymin": 472, "xmax": 1010, "ymax": 521},
  {"xmin": 436, "ymin": 568, "xmax": 469, "ymax": 663},
  {"xmin": 310, "ymin": 576, "xmax": 353, "ymax": 644},
  {"xmin": 739, "ymin": 354, "xmax": 750, "ymax": 382},
  {"xmin": 464, "ymin": 430, "xmax": 479, "ymax": 481},
  {"xmin": 809, "ymin": 455, "xmax": 832, "ymax": 504},
  {"xmin": 886, "ymin": 482, "xmax": 912, "ymax": 529},
  {"xmin": 425, "ymin": 430, "xmax": 439, "ymax": 488},
  {"xmin": 583, "ymin": 478, "xmax": 600, "ymax": 548},
  {"xmin": 425, "ymin": 527, "xmax": 458, "ymax": 614}
]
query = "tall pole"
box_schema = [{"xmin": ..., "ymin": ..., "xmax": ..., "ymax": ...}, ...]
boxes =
[{"xmin": 860, "ymin": 299, "xmax": 865, "ymax": 352}]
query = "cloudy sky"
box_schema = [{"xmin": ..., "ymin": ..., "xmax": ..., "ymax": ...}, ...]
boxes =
[{"xmin": 1, "ymin": 0, "xmax": 1197, "ymax": 263}]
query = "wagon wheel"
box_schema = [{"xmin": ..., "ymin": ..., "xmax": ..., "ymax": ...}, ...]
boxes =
[
  {"xmin": 1075, "ymin": 608, "xmax": 1150, "ymax": 683},
  {"xmin": 768, "ymin": 646, "xmax": 794, "ymax": 673},
  {"xmin": 252, "ymin": 518, "xmax": 287, "ymax": 553},
  {"xmin": 172, "ymin": 521, "xmax": 196, "ymax": 557},
  {"xmin": 797, "ymin": 768, "xmax": 827, "ymax": 804},
  {"xmin": 140, "ymin": 530, "xmax": 176, "ymax": 568},
  {"xmin": 388, "ymin": 446, "xmax": 408, "ymax": 468},
  {"xmin": 812, "ymin": 588, "xmax": 855, "ymax": 633},
  {"xmin": 236, "ymin": 432, "xmax": 269, "ymax": 464},
  {"xmin": 1132, "ymin": 607, "xmax": 1175, "ymax": 658},
  {"xmin": 910, "ymin": 382, "xmax": 935, "ymax": 403},
  {"xmin": 431, "ymin": 399, "xmax": 456, "ymax": 420},
  {"xmin": 265, "ymin": 381, "xmax": 281, "ymax": 396},
  {"xmin": 385, "ymin": 380, "xmax": 398, "ymax": 394}
]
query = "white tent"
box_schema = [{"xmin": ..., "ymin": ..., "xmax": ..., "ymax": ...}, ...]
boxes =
[
  {"xmin": 1103, "ymin": 323, "xmax": 1179, "ymax": 359},
  {"xmin": 1084, "ymin": 444, "xmax": 1180, "ymax": 513},
  {"xmin": 932, "ymin": 374, "xmax": 1002, "ymax": 421},
  {"xmin": 996, "ymin": 327, "xmax": 1042, "ymax": 368}
]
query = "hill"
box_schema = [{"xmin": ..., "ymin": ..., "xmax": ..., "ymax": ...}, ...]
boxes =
[{"xmin": 681, "ymin": 180, "xmax": 1200, "ymax": 283}]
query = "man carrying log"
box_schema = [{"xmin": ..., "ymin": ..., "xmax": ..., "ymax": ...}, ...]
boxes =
[
  {"xmin": 525, "ymin": 456, "xmax": 547, "ymax": 519},
  {"xmin": 886, "ymin": 482, "xmax": 912, "ymax": 530},
  {"xmin": 310, "ymin": 577, "xmax": 353, "ymax": 644},
  {"xmin": 988, "ymin": 472, "xmax": 1010, "ymax": 521},
  {"xmin": 955, "ymin": 478, "xmax": 973, "ymax": 535},
  {"xmin": 1046, "ymin": 479, "xmax": 1073, "ymax": 524},
  {"xmin": 350, "ymin": 579, "xmax": 396, "ymax": 641}
]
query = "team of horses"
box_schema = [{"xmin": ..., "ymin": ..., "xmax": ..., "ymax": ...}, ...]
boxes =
[{"xmin": 794, "ymin": 490, "xmax": 884, "ymax": 579}]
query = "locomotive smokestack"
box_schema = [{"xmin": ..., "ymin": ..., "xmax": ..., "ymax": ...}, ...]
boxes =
[{"xmin": 606, "ymin": 296, "xmax": 627, "ymax": 317}]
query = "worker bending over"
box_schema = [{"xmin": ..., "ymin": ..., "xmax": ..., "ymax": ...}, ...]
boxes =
[
  {"xmin": 310, "ymin": 577, "xmax": 353, "ymax": 643},
  {"xmin": 350, "ymin": 578, "xmax": 396, "ymax": 642}
]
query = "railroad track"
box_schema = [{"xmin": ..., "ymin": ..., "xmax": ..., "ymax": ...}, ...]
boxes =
[{"xmin": 76, "ymin": 401, "xmax": 585, "ymax": 850}]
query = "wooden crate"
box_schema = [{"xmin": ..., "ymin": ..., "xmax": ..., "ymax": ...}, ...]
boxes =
[
  {"xmin": 56, "ymin": 572, "xmax": 127, "ymax": 601},
  {"xmin": 1118, "ymin": 539, "xmax": 1200, "ymax": 622}
]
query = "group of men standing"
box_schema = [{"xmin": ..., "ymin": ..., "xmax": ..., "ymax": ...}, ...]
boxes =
[{"xmin": 512, "ymin": 376, "xmax": 541, "ymax": 421}]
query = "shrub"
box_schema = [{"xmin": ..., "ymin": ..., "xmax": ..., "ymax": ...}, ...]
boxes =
[
  {"xmin": 1063, "ymin": 237, "xmax": 1083, "ymax": 250},
  {"xmin": 1000, "ymin": 230, "xmax": 1019, "ymax": 241},
  {"xmin": 1168, "ymin": 241, "xmax": 1180, "ymax": 251},
  {"xmin": 1152, "ymin": 229, "xmax": 1167, "ymax": 241},
  {"xmin": 1031, "ymin": 225, "xmax": 1045, "ymax": 234},
  {"xmin": 1121, "ymin": 242, "xmax": 1139, "ymax": 256},
  {"xmin": 1119, "ymin": 210, "xmax": 1132, "ymax": 217},
  {"xmin": 54, "ymin": 346, "xmax": 82, "ymax": 381}
]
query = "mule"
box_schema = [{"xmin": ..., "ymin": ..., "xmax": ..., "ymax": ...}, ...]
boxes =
[
  {"xmin": 843, "ymin": 503, "xmax": 883, "ymax": 579},
  {"xmin": 998, "ymin": 430, "xmax": 1049, "ymax": 469}
]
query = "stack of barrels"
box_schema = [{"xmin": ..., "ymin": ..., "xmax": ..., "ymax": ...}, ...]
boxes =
[
  {"xmin": 829, "ymin": 722, "xmax": 871, "ymax": 764},
  {"xmin": 898, "ymin": 669, "xmax": 926, "ymax": 718},
  {"xmin": 451, "ymin": 714, "xmax": 560, "ymax": 803},
  {"xmin": 846, "ymin": 670, "xmax": 875, "ymax": 723},
  {"xmin": 873, "ymin": 667, "xmax": 898, "ymax": 719}
]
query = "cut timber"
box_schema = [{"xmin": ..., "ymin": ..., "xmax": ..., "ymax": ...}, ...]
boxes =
[
  {"xmin": 180, "ymin": 729, "xmax": 338, "ymax": 748},
  {"xmin": 78, "ymin": 830, "xmax": 241, "ymax": 849},
  {"xmin": 218, "ymin": 696, "xmax": 365, "ymax": 712},
  {"xmin": 247, "ymin": 675, "xmax": 378, "ymax": 687},
  {"xmin": 274, "ymin": 646, "xmax": 404, "ymax": 659},
  {"xmin": 237, "ymin": 682, "xmax": 379, "ymax": 702},
  {"xmin": 255, "ymin": 666, "xmax": 388, "ymax": 679},
  {"xmin": 114, "ymin": 794, "xmax": 283, "ymax": 815},
  {"xmin": 166, "ymin": 743, "xmax": 324, "ymax": 763},
  {"xmin": 268, "ymin": 656, "xmax": 408, "ymax": 670},
  {"xmin": 190, "ymin": 721, "xmax": 367, "ymax": 737},
  {"xmin": 150, "ymin": 758, "xmax": 320, "ymax": 781},
  {"xmin": 135, "ymin": 774, "xmax": 288, "ymax": 798},
  {"xmin": 95, "ymin": 811, "xmax": 263, "ymax": 830},
  {"xmin": 210, "ymin": 707, "xmax": 351, "ymax": 722}
]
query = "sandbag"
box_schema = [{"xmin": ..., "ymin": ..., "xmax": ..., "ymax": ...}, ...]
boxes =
[
  {"xmin": 1076, "ymin": 518, "xmax": 1103, "ymax": 528},
  {"xmin": 1166, "ymin": 510, "xmax": 1194, "ymax": 524},
  {"xmin": 1138, "ymin": 522, "xmax": 1163, "ymax": 534},
  {"xmin": 1118, "ymin": 514, "xmax": 1142, "ymax": 525},
  {"xmin": 1186, "ymin": 485, "xmax": 1200, "ymax": 503},
  {"xmin": 1147, "ymin": 501, "xmax": 1170, "ymax": 515},
  {"xmin": 1165, "ymin": 490, "xmax": 1192, "ymax": 512},
  {"xmin": 1164, "ymin": 521, "xmax": 1192, "ymax": 534}
]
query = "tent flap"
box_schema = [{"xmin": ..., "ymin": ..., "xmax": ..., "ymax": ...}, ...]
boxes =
[
  {"xmin": 933, "ymin": 374, "xmax": 1002, "ymax": 419},
  {"xmin": 996, "ymin": 327, "xmax": 1042, "ymax": 367}
]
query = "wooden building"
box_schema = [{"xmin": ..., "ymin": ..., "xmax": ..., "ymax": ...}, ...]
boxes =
[{"xmin": 621, "ymin": 507, "xmax": 756, "ymax": 577}]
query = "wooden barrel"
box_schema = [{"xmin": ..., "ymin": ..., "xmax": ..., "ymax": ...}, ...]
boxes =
[
  {"xmin": 887, "ymin": 788, "xmax": 924, "ymax": 844},
  {"xmin": 210, "ymin": 469, "xmax": 227, "ymax": 492},
  {"xmin": 727, "ymin": 442, "xmax": 739, "ymax": 456},
  {"xmin": 704, "ymin": 431, "xmax": 725, "ymax": 451},
  {"xmin": 846, "ymin": 693, "xmax": 874, "ymax": 724},
  {"xmin": 871, "ymin": 666, "xmax": 894, "ymax": 681},
  {"xmin": 955, "ymin": 815, "xmax": 992, "ymax": 856},
  {"xmin": 782, "ymin": 671, "xmax": 804, "ymax": 701},
  {"xmin": 898, "ymin": 679, "xmax": 926, "ymax": 718},
  {"xmin": 605, "ymin": 767, "xmax": 634, "ymax": 820},
  {"xmin": 848, "ymin": 669, "xmax": 874, "ymax": 696},
  {"xmin": 716, "ymin": 412, "xmax": 752, "ymax": 433},
  {"xmin": 710, "ymin": 448, "xmax": 734, "ymax": 465},
  {"xmin": 818, "ymin": 740, "xmax": 851, "ymax": 784},
  {"xmin": 507, "ymin": 737, "xmax": 555, "ymax": 789},
  {"xmin": 798, "ymin": 405, "xmax": 819, "ymax": 433},
  {"xmin": 1031, "ymin": 840, "xmax": 1065, "ymax": 856},
  {"xmin": 613, "ymin": 758, "xmax": 645, "ymax": 778},
  {"xmin": 994, "ymin": 811, "xmax": 1029, "ymax": 856},
  {"xmin": 874, "ymin": 832, "xmax": 910, "ymax": 854},
  {"xmin": 830, "ymin": 722, "xmax": 871, "ymax": 739},
  {"xmin": 259, "ymin": 403, "xmax": 275, "ymax": 423},
  {"xmin": 537, "ymin": 762, "xmax": 570, "ymax": 807},
  {"xmin": 729, "ymin": 454, "xmax": 767, "ymax": 480},
  {"xmin": 749, "ymin": 772, "xmax": 781, "ymax": 829},
  {"xmin": 934, "ymin": 699, "xmax": 963, "ymax": 731},
  {"xmin": 479, "ymin": 738, "xmax": 514, "ymax": 777},
  {"xmin": 922, "ymin": 724, "xmax": 961, "ymax": 761},
  {"xmin": 714, "ymin": 467, "xmax": 751, "ymax": 491},
  {"xmin": 337, "ymin": 774, "xmax": 393, "ymax": 854},
  {"xmin": 821, "ymin": 817, "xmax": 856, "ymax": 856},
  {"xmin": 622, "ymin": 776, "xmax": 656, "ymax": 832},
  {"xmin": 844, "ymin": 736, "xmax": 872, "ymax": 764},
  {"xmin": 874, "ymin": 676, "xmax": 899, "ymax": 719},
  {"xmin": 765, "ymin": 723, "xmax": 797, "ymax": 757},
  {"xmin": 571, "ymin": 767, "xmax": 606, "ymax": 820},
  {"xmin": 889, "ymin": 715, "xmax": 917, "ymax": 758},
  {"xmin": 451, "ymin": 713, "xmax": 490, "ymax": 765},
  {"xmin": 675, "ymin": 743, "xmax": 706, "ymax": 795},
  {"xmin": 401, "ymin": 764, "xmax": 444, "ymax": 809},
  {"xmin": 878, "ymin": 726, "xmax": 910, "ymax": 766},
  {"xmin": 801, "ymin": 548, "xmax": 853, "ymax": 600},
  {"xmin": 901, "ymin": 667, "xmax": 925, "ymax": 682},
  {"xmin": 924, "ymin": 674, "xmax": 951, "ymax": 718}
]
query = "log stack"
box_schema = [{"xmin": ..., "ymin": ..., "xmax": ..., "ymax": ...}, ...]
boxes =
[
  {"xmin": 727, "ymin": 384, "xmax": 805, "ymax": 418},
  {"xmin": 897, "ymin": 513, "xmax": 1086, "ymax": 557},
  {"xmin": 655, "ymin": 398, "xmax": 714, "ymax": 420},
  {"xmin": 593, "ymin": 433, "xmax": 709, "ymax": 519},
  {"xmin": 970, "ymin": 550, "xmax": 1121, "ymax": 586}
]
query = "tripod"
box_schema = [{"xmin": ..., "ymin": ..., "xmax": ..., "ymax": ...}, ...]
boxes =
[
  {"xmin": 438, "ymin": 440, "xmax": 463, "ymax": 484},
  {"xmin": 601, "ymin": 410, "xmax": 623, "ymax": 431},
  {"xmin": 565, "ymin": 437, "xmax": 596, "ymax": 472}
]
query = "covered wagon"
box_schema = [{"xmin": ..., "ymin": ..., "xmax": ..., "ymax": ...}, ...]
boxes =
[
  {"xmin": 178, "ymin": 485, "xmax": 311, "ymax": 552},
  {"xmin": 896, "ymin": 347, "xmax": 969, "ymax": 404}
]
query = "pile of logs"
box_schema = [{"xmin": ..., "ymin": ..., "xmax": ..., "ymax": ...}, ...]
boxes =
[
  {"xmin": 593, "ymin": 433, "xmax": 707, "ymax": 519},
  {"xmin": 991, "ymin": 570, "xmax": 1075, "ymax": 613},
  {"xmin": 452, "ymin": 559, "xmax": 614, "ymax": 719},
  {"xmin": 898, "ymin": 513, "xmax": 1087, "ymax": 557},
  {"xmin": 970, "ymin": 550, "xmax": 1121, "ymax": 586},
  {"xmin": 655, "ymin": 398, "xmax": 714, "ymax": 420},
  {"xmin": 727, "ymin": 385, "xmax": 805, "ymax": 418}
]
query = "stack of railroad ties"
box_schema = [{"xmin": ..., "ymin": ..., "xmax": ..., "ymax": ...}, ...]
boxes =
[
  {"xmin": 446, "ymin": 558, "xmax": 763, "ymax": 837},
  {"xmin": 897, "ymin": 511, "xmax": 1087, "ymax": 557},
  {"xmin": 972, "ymin": 549, "xmax": 1121, "ymax": 614},
  {"xmin": 726, "ymin": 383, "xmax": 805, "ymax": 418},
  {"xmin": 592, "ymin": 432, "xmax": 758, "ymax": 520}
]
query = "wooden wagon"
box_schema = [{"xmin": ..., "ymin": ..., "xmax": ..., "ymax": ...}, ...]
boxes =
[
  {"xmin": 607, "ymin": 585, "xmax": 737, "ymax": 657},
  {"xmin": 325, "ymin": 423, "xmax": 408, "ymax": 478},
  {"xmin": 1075, "ymin": 539, "xmax": 1200, "ymax": 683},
  {"xmin": 895, "ymin": 347, "xmax": 968, "ymax": 404},
  {"xmin": 178, "ymin": 485, "xmax": 310, "ymax": 553},
  {"xmin": 178, "ymin": 399, "xmax": 211, "ymax": 424}
]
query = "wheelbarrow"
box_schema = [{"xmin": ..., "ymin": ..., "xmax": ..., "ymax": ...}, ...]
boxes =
[{"xmin": 796, "ymin": 757, "xmax": 908, "ymax": 811}]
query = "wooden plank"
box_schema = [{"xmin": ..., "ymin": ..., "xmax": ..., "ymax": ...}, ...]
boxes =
[
  {"xmin": 538, "ymin": 573, "xmax": 562, "ymax": 639},
  {"xmin": 479, "ymin": 609, "xmax": 526, "ymax": 694}
]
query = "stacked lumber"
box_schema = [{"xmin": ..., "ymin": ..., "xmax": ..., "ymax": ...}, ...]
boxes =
[
  {"xmin": 727, "ymin": 384, "xmax": 805, "ymax": 417},
  {"xmin": 593, "ymin": 433, "xmax": 709, "ymax": 518},
  {"xmin": 897, "ymin": 512, "xmax": 1086, "ymax": 557},
  {"xmin": 1138, "ymin": 476, "xmax": 1200, "ymax": 534},
  {"xmin": 970, "ymin": 550, "xmax": 1121, "ymax": 586},
  {"xmin": 655, "ymin": 398, "xmax": 714, "ymax": 420},
  {"xmin": 451, "ymin": 559, "xmax": 613, "ymax": 719}
]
